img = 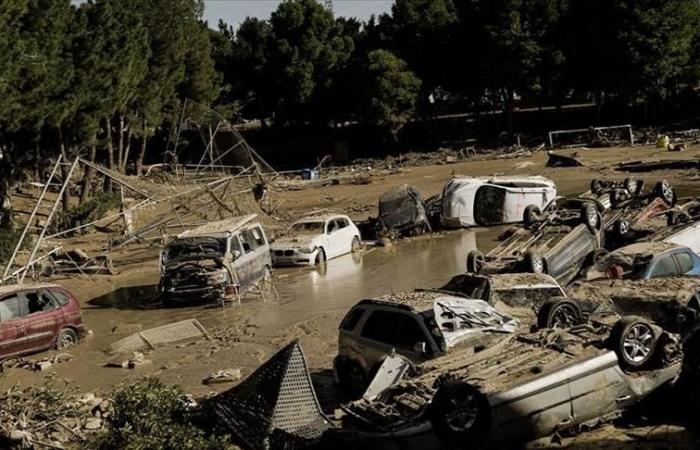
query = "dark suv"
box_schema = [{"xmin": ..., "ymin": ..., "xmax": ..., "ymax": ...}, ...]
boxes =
[{"xmin": 0, "ymin": 283, "xmax": 86, "ymax": 361}]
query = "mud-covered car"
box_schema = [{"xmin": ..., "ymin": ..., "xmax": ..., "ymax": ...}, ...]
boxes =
[
  {"xmin": 158, "ymin": 215, "xmax": 272, "ymax": 304},
  {"xmin": 538, "ymin": 276, "xmax": 700, "ymax": 335},
  {"xmin": 583, "ymin": 241, "xmax": 700, "ymax": 281},
  {"xmin": 271, "ymin": 214, "xmax": 361, "ymax": 266},
  {"xmin": 333, "ymin": 291, "xmax": 518, "ymax": 392},
  {"xmin": 329, "ymin": 320, "xmax": 681, "ymax": 450},
  {"xmin": 376, "ymin": 185, "xmax": 431, "ymax": 237},
  {"xmin": 469, "ymin": 196, "xmax": 605, "ymax": 285},
  {"xmin": 440, "ymin": 175, "xmax": 556, "ymax": 228},
  {"xmin": 645, "ymin": 214, "xmax": 700, "ymax": 256},
  {"xmin": 439, "ymin": 272, "xmax": 565, "ymax": 311}
]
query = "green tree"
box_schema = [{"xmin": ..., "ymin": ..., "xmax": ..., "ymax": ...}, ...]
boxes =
[{"xmin": 359, "ymin": 49, "xmax": 421, "ymax": 139}]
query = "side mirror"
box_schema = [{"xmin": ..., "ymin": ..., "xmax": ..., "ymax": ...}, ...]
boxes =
[
  {"xmin": 412, "ymin": 342, "xmax": 427, "ymax": 354},
  {"xmin": 232, "ymin": 250, "xmax": 241, "ymax": 260}
]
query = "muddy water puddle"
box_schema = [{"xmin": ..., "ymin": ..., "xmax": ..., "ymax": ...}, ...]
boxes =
[{"xmin": 0, "ymin": 228, "xmax": 502, "ymax": 392}]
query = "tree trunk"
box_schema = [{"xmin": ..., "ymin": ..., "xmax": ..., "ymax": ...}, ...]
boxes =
[
  {"xmin": 136, "ymin": 118, "xmax": 148, "ymax": 176},
  {"xmin": 105, "ymin": 117, "xmax": 114, "ymax": 193},
  {"xmin": 122, "ymin": 128, "xmax": 134, "ymax": 174},
  {"xmin": 79, "ymin": 134, "xmax": 97, "ymax": 204},
  {"xmin": 116, "ymin": 113, "xmax": 126, "ymax": 173},
  {"xmin": 505, "ymin": 88, "xmax": 515, "ymax": 136}
]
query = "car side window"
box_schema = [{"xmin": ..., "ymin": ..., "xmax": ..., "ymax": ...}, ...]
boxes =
[
  {"xmin": 361, "ymin": 310, "xmax": 397, "ymax": 345},
  {"xmin": 649, "ymin": 254, "xmax": 679, "ymax": 278},
  {"xmin": 341, "ymin": 308, "xmax": 365, "ymax": 331},
  {"xmin": 50, "ymin": 289, "xmax": 70, "ymax": 306},
  {"xmin": 0, "ymin": 295, "xmax": 23, "ymax": 322},
  {"xmin": 239, "ymin": 230, "xmax": 259, "ymax": 253},
  {"xmin": 230, "ymin": 235, "xmax": 244, "ymax": 258},
  {"xmin": 336, "ymin": 218, "xmax": 349, "ymax": 229},
  {"xmin": 676, "ymin": 252, "xmax": 694, "ymax": 273},
  {"xmin": 25, "ymin": 291, "xmax": 57, "ymax": 315},
  {"xmin": 326, "ymin": 220, "xmax": 337, "ymax": 234},
  {"xmin": 395, "ymin": 315, "xmax": 427, "ymax": 350},
  {"xmin": 250, "ymin": 227, "xmax": 266, "ymax": 247}
]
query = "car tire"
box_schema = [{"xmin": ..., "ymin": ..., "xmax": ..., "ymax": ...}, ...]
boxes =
[
  {"xmin": 315, "ymin": 248, "xmax": 326, "ymax": 265},
  {"xmin": 537, "ymin": 299, "xmax": 583, "ymax": 329},
  {"xmin": 466, "ymin": 250, "xmax": 485, "ymax": 274},
  {"xmin": 523, "ymin": 205, "xmax": 541, "ymax": 227},
  {"xmin": 654, "ymin": 180, "xmax": 675, "ymax": 205},
  {"xmin": 614, "ymin": 218, "xmax": 631, "ymax": 238},
  {"xmin": 351, "ymin": 236, "xmax": 361, "ymax": 252},
  {"xmin": 334, "ymin": 357, "xmax": 368, "ymax": 397},
  {"xmin": 590, "ymin": 179, "xmax": 604, "ymax": 194},
  {"xmin": 430, "ymin": 381, "xmax": 490, "ymax": 448},
  {"xmin": 581, "ymin": 203, "xmax": 601, "ymax": 233},
  {"xmin": 668, "ymin": 210, "xmax": 691, "ymax": 226},
  {"xmin": 56, "ymin": 328, "xmax": 79, "ymax": 350},
  {"xmin": 611, "ymin": 188, "xmax": 630, "ymax": 205},
  {"xmin": 610, "ymin": 317, "xmax": 658, "ymax": 370},
  {"xmin": 624, "ymin": 178, "xmax": 638, "ymax": 195},
  {"xmin": 524, "ymin": 251, "xmax": 546, "ymax": 274}
]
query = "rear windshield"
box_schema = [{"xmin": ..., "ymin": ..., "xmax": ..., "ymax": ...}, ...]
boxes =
[
  {"xmin": 474, "ymin": 186, "xmax": 505, "ymax": 225},
  {"xmin": 166, "ymin": 237, "xmax": 227, "ymax": 261}
]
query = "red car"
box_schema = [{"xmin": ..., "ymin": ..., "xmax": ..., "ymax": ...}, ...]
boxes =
[{"xmin": 0, "ymin": 283, "xmax": 86, "ymax": 360}]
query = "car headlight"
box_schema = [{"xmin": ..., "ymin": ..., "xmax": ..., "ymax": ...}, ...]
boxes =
[{"xmin": 297, "ymin": 246, "xmax": 316, "ymax": 254}]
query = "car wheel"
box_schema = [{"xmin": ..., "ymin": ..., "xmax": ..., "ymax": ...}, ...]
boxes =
[
  {"xmin": 668, "ymin": 210, "xmax": 691, "ymax": 226},
  {"xmin": 430, "ymin": 381, "xmax": 490, "ymax": 447},
  {"xmin": 654, "ymin": 180, "xmax": 675, "ymax": 205},
  {"xmin": 537, "ymin": 299, "xmax": 583, "ymax": 329},
  {"xmin": 610, "ymin": 317, "xmax": 658, "ymax": 369},
  {"xmin": 334, "ymin": 358, "xmax": 368, "ymax": 397},
  {"xmin": 611, "ymin": 188, "xmax": 630, "ymax": 205},
  {"xmin": 614, "ymin": 218, "xmax": 631, "ymax": 238},
  {"xmin": 624, "ymin": 178, "xmax": 638, "ymax": 195},
  {"xmin": 581, "ymin": 203, "xmax": 601, "ymax": 233},
  {"xmin": 315, "ymin": 248, "xmax": 326, "ymax": 265},
  {"xmin": 524, "ymin": 251, "xmax": 546, "ymax": 274},
  {"xmin": 523, "ymin": 205, "xmax": 541, "ymax": 227},
  {"xmin": 590, "ymin": 179, "xmax": 604, "ymax": 194},
  {"xmin": 56, "ymin": 328, "xmax": 79, "ymax": 350},
  {"xmin": 466, "ymin": 250, "xmax": 485, "ymax": 274},
  {"xmin": 351, "ymin": 236, "xmax": 361, "ymax": 252}
]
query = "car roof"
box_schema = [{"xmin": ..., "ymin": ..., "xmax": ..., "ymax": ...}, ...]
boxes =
[
  {"xmin": 449, "ymin": 175, "xmax": 554, "ymax": 187},
  {"xmin": 358, "ymin": 290, "xmax": 470, "ymax": 313},
  {"xmin": 177, "ymin": 214, "xmax": 258, "ymax": 238},
  {"xmin": 294, "ymin": 214, "xmax": 347, "ymax": 223},
  {"xmin": 0, "ymin": 283, "xmax": 64, "ymax": 297}
]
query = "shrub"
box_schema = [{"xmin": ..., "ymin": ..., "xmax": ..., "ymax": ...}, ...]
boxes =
[
  {"xmin": 94, "ymin": 378, "xmax": 238, "ymax": 450},
  {"xmin": 0, "ymin": 227, "xmax": 32, "ymax": 263},
  {"xmin": 54, "ymin": 193, "xmax": 122, "ymax": 233}
]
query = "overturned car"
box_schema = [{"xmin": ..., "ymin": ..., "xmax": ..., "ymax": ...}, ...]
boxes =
[
  {"xmin": 158, "ymin": 215, "xmax": 272, "ymax": 304},
  {"xmin": 375, "ymin": 185, "xmax": 432, "ymax": 237}
]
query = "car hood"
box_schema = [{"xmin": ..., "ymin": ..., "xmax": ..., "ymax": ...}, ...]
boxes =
[{"xmin": 271, "ymin": 235, "xmax": 318, "ymax": 249}]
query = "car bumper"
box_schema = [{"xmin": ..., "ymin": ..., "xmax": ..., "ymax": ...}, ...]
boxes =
[{"xmin": 271, "ymin": 249, "xmax": 318, "ymax": 266}]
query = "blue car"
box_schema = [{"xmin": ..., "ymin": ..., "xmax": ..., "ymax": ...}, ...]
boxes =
[{"xmin": 586, "ymin": 241, "xmax": 700, "ymax": 280}]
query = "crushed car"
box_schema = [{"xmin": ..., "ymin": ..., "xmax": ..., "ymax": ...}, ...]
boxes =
[
  {"xmin": 333, "ymin": 290, "xmax": 518, "ymax": 393},
  {"xmin": 583, "ymin": 241, "xmax": 700, "ymax": 281},
  {"xmin": 375, "ymin": 185, "xmax": 432, "ymax": 237},
  {"xmin": 468, "ymin": 196, "xmax": 605, "ymax": 285},
  {"xmin": 0, "ymin": 283, "xmax": 86, "ymax": 361},
  {"xmin": 440, "ymin": 175, "xmax": 556, "ymax": 228},
  {"xmin": 158, "ymin": 214, "xmax": 272, "ymax": 304},
  {"xmin": 271, "ymin": 214, "xmax": 361, "ymax": 266}
]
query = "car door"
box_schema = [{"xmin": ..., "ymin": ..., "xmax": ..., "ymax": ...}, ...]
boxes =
[
  {"xmin": 324, "ymin": 219, "xmax": 340, "ymax": 259},
  {"xmin": 645, "ymin": 253, "xmax": 681, "ymax": 279},
  {"xmin": 21, "ymin": 289, "xmax": 62, "ymax": 351},
  {"xmin": 233, "ymin": 231, "xmax": 258, "ymax": 289},
  {"xmin": 568, "ymin": 352, "xmax": 636, "ymax": 425},
  {"xmin": 673, "ymin": 250, "xmax": 699, "ymax": 276},
  {"xmin": 546, "ymin": 225, "xmax": 596, "ymax": 283},
  {"xmin": 334, "ymin": 217, "xmax": 354, "ymax": 255},
  {"xmin": 0, "ymin": 294, "xmax": 26, "ymax": 359}
]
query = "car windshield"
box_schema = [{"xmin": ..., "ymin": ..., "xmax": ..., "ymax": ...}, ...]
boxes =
[
  {"xmin": 166, "ymin": 237, "xmax": 226, "ymax": 261},
  {"xmin": 593, "ymin": 252, "xmax": 651, "ymax": 280},
  {"xmin": 474, "ymin": 185, "xmax": 506, "ymax": 225},
  {"xmin": 493, "ymin": 287, "xmax": 564, "ymax": 308},
  {"xmin": 289, "ymin": 221, "xmax": 325, "ymax": 235}
]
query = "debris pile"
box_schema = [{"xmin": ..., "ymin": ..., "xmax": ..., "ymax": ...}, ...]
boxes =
[{"xmin": 0, "ymin": 380, "xmax": 105, "ymax": 449}]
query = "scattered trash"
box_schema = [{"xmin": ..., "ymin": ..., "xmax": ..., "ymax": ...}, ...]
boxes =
[
  {"xmin": 105, "ymin": 351, "xmax": 152, "ymax": 369},
  {"xmin": 546, "ymin": 150, "xmax": 584, "ymax": 167},
  {"xmin": 617, "ymin": 158, "xmax": 700, "ymax": 172},
  {"xmin": 203, "ymin": 368, "xmax": 242, "ymax": 385},
  {"xmin": 668, "ymin": 143, "xmax": 687, "ymax": 152},
  {"xmin": 105, "ymin": 319, "xmax": 210, "ymax": 355}
]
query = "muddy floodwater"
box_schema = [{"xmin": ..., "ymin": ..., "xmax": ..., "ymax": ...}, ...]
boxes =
[{"xmin": 0, "ymin": 228, "xmax": 502, "ymax": 393}]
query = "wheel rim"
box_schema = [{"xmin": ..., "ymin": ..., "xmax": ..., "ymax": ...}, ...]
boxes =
[
  {"xmin": 618, "ymin": 220, "xmax": 629, "ymax": 235},
  {"xmin": 587, "ymin": 207, "xmax": 598, "ymax": 227},
  {"xmin": 58, "ymin": 332, "xmax": 76, "ymax": 348},
  {"xmin": 626, "ymin": 180, "xmax": 637, "ymax": 193},
  {"xmin": 530, "ymin": 256, "xmax": 543, "ymax": 273},
  {"xmin": 351, "ymin": 238, "xmax": 360, "ymax": 252},
  {"xmin": 661, "ymin": 183, "xmax": 673, "ymax": 203},
  {"xmin": 444, "ymin": 391, "xmax": 480, "ymax": 433},
  {"xmin": 550, "ymin": 304, "xmax": 578, "ymax": 328},
  {"xmin": 623, "ymin": 324, "xmax": 654, "ymax": 363}
]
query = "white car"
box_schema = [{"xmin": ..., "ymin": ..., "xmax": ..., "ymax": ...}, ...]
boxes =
[
  {"xmin": 441, "ymin": 175, "xmax": 557, "ymax": 227},
  {"xmin": 271, "ymin": 214, "xmax": 361, "ymax": 266}
]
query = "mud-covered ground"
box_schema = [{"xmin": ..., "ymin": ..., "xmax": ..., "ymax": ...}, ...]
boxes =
[{"xmin": 3, "ymin": 143, "xmax": 700, "ymax": 449}]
